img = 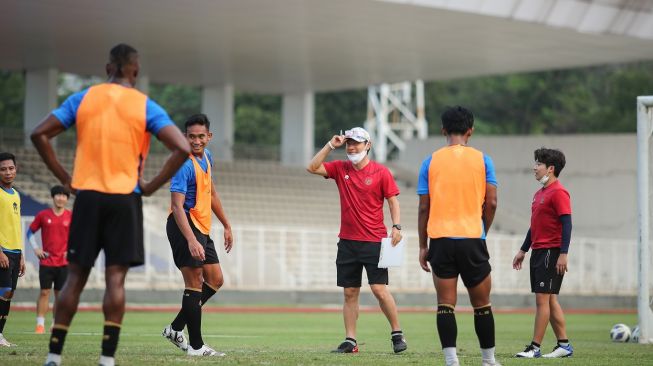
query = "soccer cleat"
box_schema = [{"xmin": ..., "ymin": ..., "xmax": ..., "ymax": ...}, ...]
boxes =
[
  {"xmin": 43, "ymin": 362, "xmax": 59, "ymax": 366},
  {"xmin": 0, "ymin": 333, "xmax": 15, "ymax": 347},
  {"xmin": 35, "ymin": 324, "xmax": 46, "ymax": 334},
  {"xmin": 542, "ymin": 343, "xmax": 573, "ymax": 358},
  {"xmin": 332, "ymin": 339, "xmax": 359, "ymax": 353},
  {"xmin": 162, "ymin": 325, "xmax": 188, "ymax": 351},
  {"xmin": 187, "ymin": 344, "xmax": 225, "ymax": 356},
  {"xmin": 515, "ymin": 344, "xmax": 541, "ymax": 358},
  {"xmin": 391, "ymin": 333, "xmax": 407, "ymax": 353}
]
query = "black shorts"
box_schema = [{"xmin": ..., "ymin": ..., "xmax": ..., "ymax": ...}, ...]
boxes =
[
  {"xmin": 39, "ymin": 265, "xmax": 68, "ymax": 291},
  {"xmin": 427, "ymin": 237, "xmax": 492, "ymax": 288},
  {"xmin": 336, "ymin": 239, "xmax": 388, "ymax": 288},
  {"xmin": 68, "ymin": 190, "xmax": 144, "ymax": 268},
  {"xmin": 530, "ymin": 248, "xmax": 564, "ymax": 294},
  {"xmin": 166, "ymin": 213, "xmax": 219, "ymax": 269},
  {"xmin": 0, "ymin": 252, "xmax": 21, "ymax": 290}
]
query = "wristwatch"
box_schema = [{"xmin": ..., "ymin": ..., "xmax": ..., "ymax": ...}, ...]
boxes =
[{"xmin": 392, "ymin": 224, "xmax": 402, "ymax": 230}]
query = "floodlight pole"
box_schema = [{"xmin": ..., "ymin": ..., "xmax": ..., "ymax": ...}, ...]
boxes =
[
  {"xmin": 365, "ymin": 80, "xmax": 428, "ymax": 163},
  {"xmin": 636, "ymin": 96, "xmax": 653, "ymax": 344}
]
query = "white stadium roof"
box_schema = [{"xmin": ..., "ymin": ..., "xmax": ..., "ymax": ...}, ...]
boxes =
[{"xmin": 1, "ymin": 0, "xmax": 653, "ymax": 92}]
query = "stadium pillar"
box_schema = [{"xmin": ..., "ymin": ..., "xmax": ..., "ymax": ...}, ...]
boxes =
[
  {"xmin": 24, "ymin": 68, "xmax": 58, "ymax": 147},
  {"xmin": 202, "ymin": 84, "xmax": 234, "ymax": 161},
  {"xmin": 281, "ymin": 91, "xmax": 314, "ymax": 166}
]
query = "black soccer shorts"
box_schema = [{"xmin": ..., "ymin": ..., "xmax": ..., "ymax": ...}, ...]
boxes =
[
  {"xmin": 166, "ymin": 213, "xmax": 219, "ymax": 269},
  {"xmin": 427, "ymin": 237, "xmax": 492, "ymax": 288},
  {"xmin": 530, "ymin": 248, "xmax": 564, "ymax": 294},
  {"xmin": 336, "ymin": 239, "xmax": 388, "ymax": 288},
  {"xmin": 68, "ymin": 190, "xmax": 144, "ymax": 268}
]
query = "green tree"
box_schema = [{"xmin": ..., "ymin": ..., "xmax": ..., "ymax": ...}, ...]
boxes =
[{"xmin": 0, "ymin": 71, "xmax": 25, "ymax": 128}]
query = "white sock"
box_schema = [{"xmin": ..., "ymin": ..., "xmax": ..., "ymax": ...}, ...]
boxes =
[
  {"xmin": 98, "ymin": 355, "xmax": 115, "ymax": 366},
  {"xmin": 45, "ymin": 353, "xmax": 62, "ymax": 366},
  {"xmin": 443, "ymin": 347, "xmax": 458, "ymax": 365},
  {"xmin": 37, "ymin": 316, "xmax": 46, "ymax": 326},
  {"xmin": 481, "ymin": 347, "xmax": 496, "ymax": 362}
]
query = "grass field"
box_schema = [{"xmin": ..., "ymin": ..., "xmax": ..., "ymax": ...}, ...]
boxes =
[{"xmin": 0, "ymin": 308, "xmax": 651, "ymax": 365}]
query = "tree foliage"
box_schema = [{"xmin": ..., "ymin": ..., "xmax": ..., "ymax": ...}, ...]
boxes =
[{"xmin": 2, "ymin": 61, "xmax": 653, "ymax": 144}]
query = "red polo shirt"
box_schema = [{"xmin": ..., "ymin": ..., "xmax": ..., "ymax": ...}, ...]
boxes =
[
  {"xmin": 530, "ymin": 180, "xmax": 571, "ymax": 250},
  {"xmin": 323, "ymin": 160, "xmax": 399, "ymax": 242},
  {"xmin": 29, "ymin": 208, "xmax": 71, "ymax": 267}
]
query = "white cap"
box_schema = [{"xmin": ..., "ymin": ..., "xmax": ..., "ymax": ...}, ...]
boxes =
[{"xmin": 344, "ymin": 127, "xmax": 371, "ymax": 142}]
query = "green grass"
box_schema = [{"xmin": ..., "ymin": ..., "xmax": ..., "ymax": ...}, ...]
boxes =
[{"xmin": 1, "ymin": 309, "xmax": 651, "ymax": 365}]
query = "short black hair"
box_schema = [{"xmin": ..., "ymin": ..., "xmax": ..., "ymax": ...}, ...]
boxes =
[
  {"xmin": 184, "ymin": 113, "xmax": 211, "ymax": 132},
  {"xmin": 534, "ymin": 148, "xmax": 566, "ymax": 177},
  {"xmin": 109, "ymin": 43, "xmax": 138, "ymax": 75},
  {"xmin": 441, "ymin": 106, "xmax": 474, "ymax": 135},
  {"xmin": 50, "ymin": 185, "xmax": 69, "ymax": 198},
  {"xmin": 0, "ymin": 152, "xmax": 16, "ymax": 166}
]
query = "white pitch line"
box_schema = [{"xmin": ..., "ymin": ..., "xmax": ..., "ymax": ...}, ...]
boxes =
[{"xmin": 15, "ymin": 331, "xmax": 261, "ymax": 338}]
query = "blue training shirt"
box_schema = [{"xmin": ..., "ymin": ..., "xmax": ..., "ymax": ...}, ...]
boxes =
[{"xmin": 170, "ymin": 150, "xmax": 214, "ymax": 212}]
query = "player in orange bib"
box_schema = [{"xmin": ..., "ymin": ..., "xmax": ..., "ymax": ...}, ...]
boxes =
[
  {"xmin": 161, "ymin": 114, "xmax": 233, "ymax": 357},
  {"xmin": 417, "ymin": 106, "xmax": 499, "ymax": 366},
  {"xmin": 31, "ymin": 44, "xmax": 189, "ymax": 366}
]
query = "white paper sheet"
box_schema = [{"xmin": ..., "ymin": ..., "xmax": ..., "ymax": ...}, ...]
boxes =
[{"xmin": 377, "ymin": 237, "xmax": 405, "ymax": 268}]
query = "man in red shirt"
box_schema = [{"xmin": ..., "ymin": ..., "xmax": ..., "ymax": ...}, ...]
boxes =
[
  {"xmin": 26, "ymin": 185, "xmax": 71, "ymax": 334},
  {"xmin": 307, "ymin": 127, "xmax": 407, "ymax": 354},
  {"xmin": 512, "ymin": 148, "xmax": 574, "ymax": 359}
]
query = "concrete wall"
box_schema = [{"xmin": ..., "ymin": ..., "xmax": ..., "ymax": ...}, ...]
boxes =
[{"xmin": 396, "ymin": 134, "xmax": 642, "ymax": 240}]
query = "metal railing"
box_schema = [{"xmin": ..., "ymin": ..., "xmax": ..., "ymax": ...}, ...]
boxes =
[{"xmin": 18, "ymin": 217, "xmax": 646, "ymax": 295}]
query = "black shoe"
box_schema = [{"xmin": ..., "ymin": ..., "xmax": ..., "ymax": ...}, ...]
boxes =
[
  {"xmin": 331, "ymin": 338, "xmax": 358, "ymax": 353},
  {"xmin": 391, "ymin": 333, "xmax": 407, "ymax": 353}
]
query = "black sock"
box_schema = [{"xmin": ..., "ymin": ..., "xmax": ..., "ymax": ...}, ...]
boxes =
[
  {"xmin": 531, "ymin": 341, "xmax": 541, "ymax": 348},
  {"xmin": 391, "ymin": 330, "xmax": 403, "ymax": 338},
  {"xmin": 200, "ymin": 282, "xmax": 217, "ymax": 306},
  {"xmin": 171, "ymin": 283, "xmax": 217, "ymax": 331},
  {"xmin": 473, "ymin": 305, "xmax": 495, "ymax": 349},
  {"xmin": 101, "ymin": 322, "xmax": 121, "ymax": 357},
  {"xmin": 345, "ymin": 337, "xmax": 357, "ymax": 344},
  {"xmin": 182, "ymin": 289, "xmax": 203, "ymax": 349},
  {"xmin": 437, "ymin": 305, "xmax": 457, "ymax": 348},
  {"xmin": 0, "ymin": 298, "xmax": 10, "ymax": 333},
  {"xmin": 49, "ymin": 325, "xmax": 69, "ymax": 355}
]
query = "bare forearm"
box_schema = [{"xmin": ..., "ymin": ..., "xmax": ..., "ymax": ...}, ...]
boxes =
[
  {"xmin": 146, "ymin": 150, "xmax": 187, "ymax": 193},
  {"xmin": 211, "ymin": 191, "xmax": 231, "ymax": 229},
  {"xmin": 171, "ymin": 205, "xmax": 197, "ymax": 242},
  {"xmin": 31, "ymin": 133, "xmax": 71, "ymax": 185},
  {"xmin": 387, "ymin": 196, "xmax": 400, "ymax": 226},
  {"xmin": 482, "ymin": 205, "xmax": 496, "ymax": 235},
  {"xmin": 307, "ymin": 144, "xmax": 332, "ymax": 173}
]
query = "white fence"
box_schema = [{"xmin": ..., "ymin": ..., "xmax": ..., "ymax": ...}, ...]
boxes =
[{"xmin": 19, "ymin": 217, "xmax": 646, "ymax": 295}]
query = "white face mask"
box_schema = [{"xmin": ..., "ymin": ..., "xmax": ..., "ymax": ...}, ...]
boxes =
[
  {"xmin": 538, "ymin": 174, "xmax": 550, "ymax": 186},
  {"xmin": 347, "ymin": 150, "xmax": 367, "ymax": 164}
]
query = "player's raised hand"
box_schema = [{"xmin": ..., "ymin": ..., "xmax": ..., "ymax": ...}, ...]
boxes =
[
  {"xmin": 512, "ymin": 250, "xmax": 526, "ymax": 270},
  {"xmin": 224, "ymin": 227, "xmax": 233, "ymax": 253},
  {"xmin": 188, "ymin": 238, "xmax": 205, "ymax": 261},
  {"xmin": 330, "ymin": 134, "xmax": 345, "ymax": 148},
  {"xmin": 419, "ymin": 247, "xmax": 430, "ymax": 272}
]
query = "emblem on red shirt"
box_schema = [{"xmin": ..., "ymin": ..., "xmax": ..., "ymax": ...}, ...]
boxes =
[{"xmin": 365, "ymin": 178, "xmax": 373, "ymax": 185}]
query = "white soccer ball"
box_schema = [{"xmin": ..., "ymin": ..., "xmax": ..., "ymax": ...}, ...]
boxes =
[
  {"xmin": 610, "ymin": 323, "xmax": 631, "ymax": 342},
  {"xmin": 631, "ymin": 325, "xmax": 640, "ymax": 343}
]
